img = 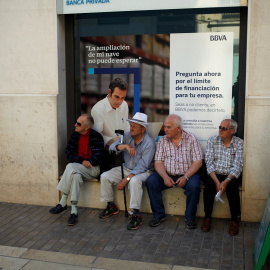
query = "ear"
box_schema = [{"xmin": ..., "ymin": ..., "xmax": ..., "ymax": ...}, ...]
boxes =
[{"xmin": 108, "ymin": 89, "xmax": 112, "ymax": 96}]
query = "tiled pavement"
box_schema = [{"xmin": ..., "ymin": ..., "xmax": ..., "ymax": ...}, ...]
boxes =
[{"xmin": 0, "ymin": 202, "xmax": 268, "ymax": 270}]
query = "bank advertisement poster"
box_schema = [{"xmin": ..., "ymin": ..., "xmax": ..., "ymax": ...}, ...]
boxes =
[
  {"xmin": 170, "ymin": 32, "xmax": 233, "ymax": 149},
  {"xmin": 80, "ymin": 32, "xmax": 233, "ymax": 146}
]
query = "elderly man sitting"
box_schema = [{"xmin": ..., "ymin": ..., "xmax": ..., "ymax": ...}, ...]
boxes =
[
  {"xmin": 201, "ymin": 119, "xmax": 243, "ymax": 236},
  {"xmin": 146, "ymin": 114, "xmax": 203, "ymax": 229},
  {"xmin": 99, "ymin": 112, "xmax": 155, "ymax": 230},
  {"xmin": 49, "ymin": 114, "xmax": 104, "ymax": 226}
]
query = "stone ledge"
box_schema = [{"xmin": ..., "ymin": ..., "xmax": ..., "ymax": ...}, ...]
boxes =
[{"xmin": 63, "ymin": 178, "xmax": 242, "ymax": 219}]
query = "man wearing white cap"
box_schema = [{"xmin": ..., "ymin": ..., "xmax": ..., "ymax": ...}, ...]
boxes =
[{"xmin": 99, "ymin": 112, "xmax": 156, "ymax": 230}]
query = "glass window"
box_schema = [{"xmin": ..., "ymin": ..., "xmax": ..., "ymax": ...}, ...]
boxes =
[{"xmin": 73, "ymin": 8, "xmax": 244, "ymax": 136}]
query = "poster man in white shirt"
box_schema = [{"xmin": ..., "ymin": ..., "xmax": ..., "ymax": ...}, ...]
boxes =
[{"xmin": 91, "ymin": 78, "xmax": 130, "ymax": 169}]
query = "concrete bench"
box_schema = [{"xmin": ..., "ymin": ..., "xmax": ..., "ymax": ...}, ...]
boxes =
[{"xmin": 68, "ymin": 178, "xmax": 242, "ymax": 219}]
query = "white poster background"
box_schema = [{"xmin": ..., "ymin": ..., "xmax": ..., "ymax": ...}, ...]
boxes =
[{"xmin": 170, "ymin": 32, "xmax": 234, "ymax": 150}]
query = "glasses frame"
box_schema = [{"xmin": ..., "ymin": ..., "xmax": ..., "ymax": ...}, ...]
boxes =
[{"xmin": 219, "ymin": 126, "xmax": 234, "ymax": 131}]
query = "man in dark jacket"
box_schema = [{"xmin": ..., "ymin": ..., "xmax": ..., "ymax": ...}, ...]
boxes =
[{"xmin": 49, "ymin": 114, "xmax": 104, "ymax": 226}]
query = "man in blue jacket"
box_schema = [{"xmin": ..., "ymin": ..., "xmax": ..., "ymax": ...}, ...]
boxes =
[{"xmin": 49, "ymin": 114, "xmax": 104, "ymax": 226}]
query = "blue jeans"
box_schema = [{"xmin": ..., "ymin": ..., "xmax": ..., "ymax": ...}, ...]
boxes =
[{"xmin": 146, "ymin": 171, "xmax": 201, "ymax": 221}]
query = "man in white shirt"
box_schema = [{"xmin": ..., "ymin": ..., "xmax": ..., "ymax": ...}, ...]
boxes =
[{"xmin": 91, "ymin": 78, "xmax": 130, "ymax": 170}]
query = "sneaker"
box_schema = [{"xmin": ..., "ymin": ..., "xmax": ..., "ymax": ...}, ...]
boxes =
[
  {"xmin": 67, "ymin": 213, "xmax": 78, "ymax": 226},
  {"xmin": 229, "ymin": 220, "xmax": 239, "ymax": 236},
  {"xmin": 127, "ymin": 214, "xmax": 142, "ymax": 230},
  {"xmin": 201, "ymin": 218, "xmax": 211, "ymax": 232},
  {"xmin": 149, "ymin": 216, "xmax": 166, "ymax": 227},
  {"xmin": 49, "ymin": 204, "xmax": 67, "ymax": 214},
  {"xmin": 186, "ymin": 219, "xmax": 197, "ymax": 229},
  {"xmin": 99, "ymin": 205, "xmax": 119, "ymax": 219}
]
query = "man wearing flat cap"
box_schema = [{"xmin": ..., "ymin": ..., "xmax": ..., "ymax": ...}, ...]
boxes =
[{"xmin": 99, "ymin": 112, "xmax": 156, "ymax": 230}]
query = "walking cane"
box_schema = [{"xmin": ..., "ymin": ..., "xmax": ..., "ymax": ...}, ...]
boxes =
[{"xmin": 115, "ymin": 129, "xmax": 129, "ymax": 217}]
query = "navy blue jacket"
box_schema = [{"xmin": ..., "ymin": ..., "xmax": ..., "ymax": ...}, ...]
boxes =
[{"xmin": 65, "ymin": 129, "xmax": 104, "ymax": 166}]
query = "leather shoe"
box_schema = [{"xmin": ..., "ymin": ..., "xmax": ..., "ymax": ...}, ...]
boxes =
[
  {"xmin": 201, "ymin": 218, "xmax": 211, "ymax": 232},
  {"xmin": 67, "ymin": 213, "xmax": 78, "ymax": 226},
  {"xmin": 229, "ymin": 220, "xmax": 239, "ymax": 236},
  {"xmin": 49, "ymin": 204, "xmax": 67, "ymax": 214}
]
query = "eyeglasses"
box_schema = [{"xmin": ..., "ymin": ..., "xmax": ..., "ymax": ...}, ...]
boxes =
[
  {"xmin": 219, "ymin": 126, "xmax": 233, "ymax": 131},
  {"xmin": 76, "ymin": 122, "xmax": 82, "ymax": 127}
]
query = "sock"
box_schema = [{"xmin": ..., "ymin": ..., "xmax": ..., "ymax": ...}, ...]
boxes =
[
  {"xmin": 71, "ymin": 201, "xmax": 78, "ymax": 215},
  {"xmin": 133, "ymin": 209, "xmax": 140, "ymax": 215},
  {"xmin": 59, "ymin": 193, "xmax": 68, "ymax": 207},
  {"xmin": 108, "ymin": 202, "xmax": 115, "ymax": 207}
]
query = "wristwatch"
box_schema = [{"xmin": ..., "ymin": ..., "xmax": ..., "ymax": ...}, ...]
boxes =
[
  {"xmin": 226, "ymin": 177, "xmax": 232, "ymax": 181},
  {"xmin": 183, "ymin": 175, "xmax": 189, "ymax": 181},
  {"xmin": 126, "ymin": 177, "xmax": 131, "ymax": 181}
]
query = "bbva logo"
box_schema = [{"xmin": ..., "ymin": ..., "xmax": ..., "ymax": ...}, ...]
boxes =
[{"xmin": 210, "ymin": 35, "xmax": 227, "ymax": 41}]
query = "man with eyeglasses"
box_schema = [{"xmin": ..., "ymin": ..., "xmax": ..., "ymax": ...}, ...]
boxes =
[
  {"xmin": 49, "ymin": 114, "xmax": 104, "ymax": 226},
  {"xmin": 201, "ymin": 119, "xmax": 243, "ymax": 236}
]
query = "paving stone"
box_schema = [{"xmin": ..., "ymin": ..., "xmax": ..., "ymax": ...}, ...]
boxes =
[
  {"xmin": 197, "ymin": 256, "xmax": 209, "ymax": 268},
  {"xmin": 232, "ymin": 259, "xmax": 244, "ymax": 270},
  {"xmin": 199, "ymin": 248, "xmax": 211, "ymax": 258},
  {"xmin": 220, "ymin": 265, "xmax": 232, "ymax": 270},
  {"xmin": 211, "ymin": 248, "xmax": 222, "ymax": 258},
  {"xmin": 21, "ymin": 260, "xmax": 90, "ymax": 270},
  {"xmin": 209, "ymin": 261, "xmax": 220, "ymax": 270},
  {"xmin": 0, "ymin": 246, "xmax": 28, "ymax": 257},
  {"xmin": 0, "ymin": 203, "xmax": 263, "ymax": 270},
  {"xmin": 0, "ymin": 256, "xmax": 30, "ymax": 270},
  {"xmin": 184, "ymin": 256, "xmax": 198, "ymax": 267}
]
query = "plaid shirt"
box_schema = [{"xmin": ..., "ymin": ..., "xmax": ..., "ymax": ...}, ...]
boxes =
[
  {"xmin": 205, "ymin": 135, "xmax": 243, "ymax": 178},
  {"xmin": 155, "ymin": 130, "xmax": 203, "ymax": 175}
]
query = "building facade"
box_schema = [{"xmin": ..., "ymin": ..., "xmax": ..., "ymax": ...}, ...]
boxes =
[{"xmin": 0, "ymin": 0, "xmax": 269, "ymax": 222}]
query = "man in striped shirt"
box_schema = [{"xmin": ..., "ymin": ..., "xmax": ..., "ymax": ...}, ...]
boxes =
[{"xmin": 146, "ymin": 114, "xmax": 203, "ymax": 229}]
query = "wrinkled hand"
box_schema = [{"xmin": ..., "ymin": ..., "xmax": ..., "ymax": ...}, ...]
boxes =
[
  {"xmin": 125, "ymin": 145, "xmax": 136, "ymax": 157},
  {"xmin": 220, "ymin": 180, "xmax": 228, "ymax": 195},
  {"xmin": 82, "ymin": 160, "xmax": 92, "ymax": 168},
  {"xmin": 215, "ymin": 181, "xmax": 221, "ymax": 193},
  {"xmin": 117, "ymin": 178, "xmax": 128, "ymax": 190},
  {"xmin": 164, "ymin": 177, "xmax": 175, "ymax": 187},
  {"xmin": 175, "ymin": 176, "xmax": 187, "ymax": 188}
]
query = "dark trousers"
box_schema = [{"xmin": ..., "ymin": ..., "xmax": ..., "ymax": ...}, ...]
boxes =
[
  {"xmin": 146, "ymin": 172, "xmax": 201, "ymax": 221},
  {"xmin": 203, "ymin": 174, "xmax": 241, "ymax": 220}
]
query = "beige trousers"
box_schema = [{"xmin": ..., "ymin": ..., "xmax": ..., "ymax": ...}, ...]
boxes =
[
  {"xmin": 100, "ymin": 166, "xmax": 152, "ymax": 210},
  {"xmin": 57, "ymin": 163, "xmax": 100, "ymax": 202}
]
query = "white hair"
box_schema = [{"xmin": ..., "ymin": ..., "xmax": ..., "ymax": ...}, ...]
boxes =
[{"xmin": 167, "ymin": 114, "xmax": 183, "ymax": 129}]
